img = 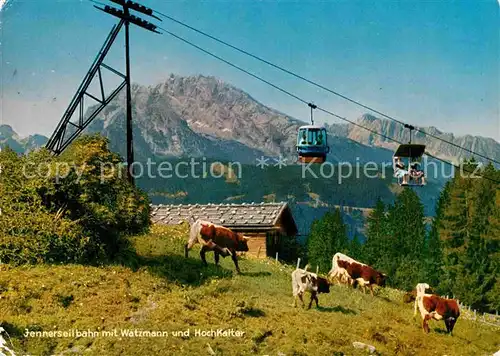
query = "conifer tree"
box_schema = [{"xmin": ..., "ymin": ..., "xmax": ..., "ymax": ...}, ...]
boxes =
[
  {"xmin": 362, "ymin": 198, "xmax": 388, "ymax": 265},
  {"xmin": 307, "ymin": 208, "xmax": 348, "ymax": 273},
  {"xmin": 386, "ymin": 189, "xmax": 427, "ymax": 290},
  {"xmin": 349, "ymin": 232, "xmax": 363, "ymax": 261},
  {"xmin": 423, "ymin": 181, "xmax": 450, "ymax": 290},
  {"xmin": 439, "ymin": 161, "xmax": 499, "ymax": 311},
  {"xmin": 439, "ymin": 162, "xmax": 476, "ymax": 294},
  {"xmin": 484, "ymin": 187, "xmax": 500, "ymax": 311}
]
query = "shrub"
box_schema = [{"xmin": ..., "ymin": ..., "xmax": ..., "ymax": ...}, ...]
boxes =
[{"xmin": 0, "ymin": 135, "xmax": 150, "ymax": 265}]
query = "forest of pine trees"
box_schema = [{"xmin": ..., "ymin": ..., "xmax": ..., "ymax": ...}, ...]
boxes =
[{"xmin": 306, "ymin": 162, "xmax": 499, "ymax": 312}]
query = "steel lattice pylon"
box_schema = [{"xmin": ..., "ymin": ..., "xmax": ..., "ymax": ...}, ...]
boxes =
[
  {"xmin": 46, "ymin": 20, "xmax": 126, "ymax": 156},
  {"xmin": 46, "ymin": 0, "xmax": 160, "ymax": 184}
]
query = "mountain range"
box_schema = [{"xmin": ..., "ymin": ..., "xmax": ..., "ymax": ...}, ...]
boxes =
[
  {"xmin": 3, "ymin": 74, "xmax": 498, "ymax": 168},
  {"xmin": 88, "ymin": 74, "xmax": 500, "ymax": 166}
]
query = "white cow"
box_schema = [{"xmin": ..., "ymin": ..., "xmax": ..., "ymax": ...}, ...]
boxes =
[
  {"xmin": 291, "ymin": 265, "xmax": 330, "ymax": 309},
  {"xmin": 327, "ymin": 252, "xmax": 366, "ymax": 285}
]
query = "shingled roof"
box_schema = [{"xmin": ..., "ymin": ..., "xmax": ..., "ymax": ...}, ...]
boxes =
[{"xmin": 151, "ymin": 202, "xmax": 297, "ymax": 235}]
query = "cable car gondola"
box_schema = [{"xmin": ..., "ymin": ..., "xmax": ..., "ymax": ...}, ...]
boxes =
[
  {"xmin": 297, "ymin": 103, "xmax": 329, "ymax": 163},
  {"xmin": 393, "ymin": 125, "xmax": 426, "ymax": 186}
]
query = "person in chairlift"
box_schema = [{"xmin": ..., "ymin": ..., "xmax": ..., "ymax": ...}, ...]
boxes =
[
  {"xmin": 394, "ymin": 156, "xmax": 409, "ymax": 185},
  {"xmin": 410, "ymin": 162, "xmax": 426, "ymax": 185}
]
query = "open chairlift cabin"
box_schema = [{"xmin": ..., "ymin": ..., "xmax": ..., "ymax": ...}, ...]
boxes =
[
  {"xmin": 297, "ymin": 103, "xmax": 329, "ymax": 163},
  {"xmin": 392, "ymin": 124, "xmax": 426, "ymax": 187}
]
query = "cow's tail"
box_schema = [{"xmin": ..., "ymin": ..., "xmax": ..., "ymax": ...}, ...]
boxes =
[
  {"xmin": 185, "ymin": 220, "xmax": 201, "ymax": 258},
  {"xmin": 328, "ymin": 253, "xmax": 339, "ymax": 279}
]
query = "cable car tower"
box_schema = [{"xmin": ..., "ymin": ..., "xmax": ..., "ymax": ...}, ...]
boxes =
[{"xmin": 45, "ymin": 0, "xmax": 161, "ymax": 185}]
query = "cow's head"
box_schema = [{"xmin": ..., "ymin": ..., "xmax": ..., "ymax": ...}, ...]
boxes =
[
  {"xmin": 376, "ymin": 272, "xmax": 387, "ymax": 287},
  {"xmin": 236, "ymin": 234, "xmax": 250, "ymax": 251},
  {"xmin": 445, "ymin": 316, "xmax": 458, "ymax": 335},
  {"xmin": 317, "ymin": 277, "xmax": 330, "ymax": 294}
]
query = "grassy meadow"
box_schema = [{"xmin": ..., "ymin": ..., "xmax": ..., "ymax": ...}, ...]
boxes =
[{"xmin": 1, "ymin": 224, "xmax": 499, "ymax": 355}]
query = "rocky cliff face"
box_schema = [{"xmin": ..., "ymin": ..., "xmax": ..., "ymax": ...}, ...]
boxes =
[
  {"xmin": 85, "ymin": 75, "xmax": 299, "ymax": 163},
  {"xmin": 86, "ymin": 74, "xmax": 395, "ymax": 163}
]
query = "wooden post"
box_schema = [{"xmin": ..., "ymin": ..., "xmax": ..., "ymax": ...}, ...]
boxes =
[
  {"xmin": 316, "ymin": 265, "xmax": 319, "ymax": 274},
  {"xmin": 296, "ymin": 258, "xmax": 301, "ymax": 269},
  {"xmin": 474, "ymin": 310, "xmax": 477, "ymax": 320},
  {"xmin": 256, "ymin": 246, "xmax": 261, "ymax": 259},
  {"xmin": 275, "ymin": 252, "xmax": 279, "ymax": 262}
]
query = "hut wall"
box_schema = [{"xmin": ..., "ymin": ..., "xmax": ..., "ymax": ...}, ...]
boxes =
[{"xmin": 237, "ymin": 232, "xmax": 267, "ymax": 258}]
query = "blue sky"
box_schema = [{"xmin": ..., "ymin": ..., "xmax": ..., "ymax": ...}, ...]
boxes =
[{"xmin": 1, "ymin": 0, "xmax": 499, "ymax": 141}]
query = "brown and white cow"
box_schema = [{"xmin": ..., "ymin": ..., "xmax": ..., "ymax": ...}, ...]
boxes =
[
  {"xmin": 416, "ymin": 293, "xmax": 460, "ymax": 334},
  {"xmin": 327, "ymin": 253, "xmax": 367, "ymax": 286},
  {"xmin": 291, "ymin": 265, "xmax": 330, "ymax": 309},
  {"xmin": 184, "ymin": 219, "xmax": 249, "ymax": 273},
  {"xmin": 337, "ymin": 260, "xmax": 386, "ymax": 296}
]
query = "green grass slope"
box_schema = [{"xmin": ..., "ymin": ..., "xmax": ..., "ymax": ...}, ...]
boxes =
[{"xmin": 1, "ymin": 225, "xmax": 498, "ymax": 356}]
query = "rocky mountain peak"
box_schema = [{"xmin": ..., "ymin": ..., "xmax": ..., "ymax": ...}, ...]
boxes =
[{"xmin": 0, "ymin": 125, "xmax": 17, "ymax": 140}]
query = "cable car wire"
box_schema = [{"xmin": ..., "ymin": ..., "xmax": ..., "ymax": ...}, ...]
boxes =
[
  {"xmin": 157, "ymin": 26, "xmax": 400, "ymax": 143},
  {"xmin": 153, "ymin": 11, "xmax": 500, "ymax": 166},
  {"xmin": 156, "ymin": 25, "xmax": 499, "ymax": 184}
]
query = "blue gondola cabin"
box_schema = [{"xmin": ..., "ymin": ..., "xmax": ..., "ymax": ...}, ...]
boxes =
[{"xmin": 296, "ymin": 125, "xmax": 329, "ymax": 163}]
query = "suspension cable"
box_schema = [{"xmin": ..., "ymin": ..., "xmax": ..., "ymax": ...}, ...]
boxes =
[
  {"xmin": 155, "ymin": 25, "xmax": 499, "ymax": 184},
  {"xmin": 154, "ymin": 11, "xmax": 500, "ymax": 165}
]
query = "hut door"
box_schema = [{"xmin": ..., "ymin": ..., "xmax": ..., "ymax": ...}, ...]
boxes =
[{"xmin": 266, "ymin": 231, "xmax": 280, "ymax": 258}]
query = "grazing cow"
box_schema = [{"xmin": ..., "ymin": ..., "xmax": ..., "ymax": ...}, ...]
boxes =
[
  {"xmin": 337, "ymin": 260, "xmax": 386, "ymax": 296},
  {"xmin": 184, "ymin": 219, "xmax": 250, "ymax": 273},
  {"xmin": 416, "ymin": 293, "xmax": 460, "ymax": 334},
  {"xmin": 291, "ymin": 265, "xmax": 330, "ymax": 309},
  {"xmin": 327, "ymin": 253, "xmax": 367, "ymax": 286}
]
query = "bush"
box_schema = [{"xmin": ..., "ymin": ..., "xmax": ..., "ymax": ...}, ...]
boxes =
[
  {"xmin": 0, "ymin": 209, "xmax": 89, "ymax": 265},
  {"xmin": 0, "ymin": 135, "xmax": 151, "ymax": 265}
]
